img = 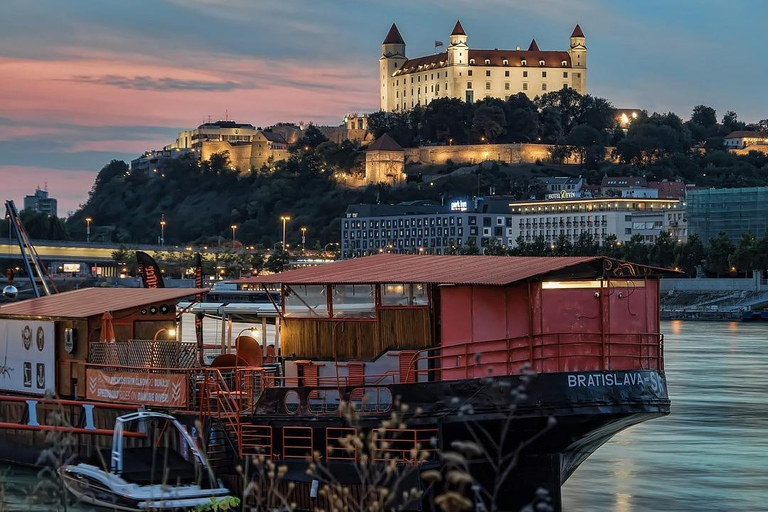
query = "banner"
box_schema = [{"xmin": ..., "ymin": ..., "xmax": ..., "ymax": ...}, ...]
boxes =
[
  {"xmin": 86, "ymin": 369, "xmax": 187, "ymax": 408},
  {"xmin": 0, "ymin": 319, "xmax": 56, "ymax": 395},
  {"xmin": 136, "ymin": 251, "xmax": 165, "ymax": 288},
  {"xmin": 194, "ymin": 252, "xmax": 205, "ymax": 365}
]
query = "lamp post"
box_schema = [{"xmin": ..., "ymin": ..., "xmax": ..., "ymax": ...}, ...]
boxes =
[
  {"xmin": 301, "ymin": 227, "xmax": 307, "ymax": 252},
  {"xmin": 85, "ymin": 217, "xmax": 92, "ymax": 243},
  {"xmin": 280, "ymin": 216, "xmax": 291, "ymax": 250},
  {"xmin": 231, "ymin": 224, "xmax": 238, "ymax": 245},
  {"xmin": 160, "ymin": 215, "xmax": 167, "ymax": 247}
]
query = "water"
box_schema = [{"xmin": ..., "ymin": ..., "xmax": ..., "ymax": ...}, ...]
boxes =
[
  {"xmin": 563, "ymin": 320, "xmax": 768, "ymax": 511},
  {"xmin": 0, "ymin": 321, "xmax": 766, "ymax": 510}
]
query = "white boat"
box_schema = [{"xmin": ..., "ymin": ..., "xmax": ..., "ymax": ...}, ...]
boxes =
[{"xmin": 59, "ymin": 411, "xmax": 233, "ymax": 511}]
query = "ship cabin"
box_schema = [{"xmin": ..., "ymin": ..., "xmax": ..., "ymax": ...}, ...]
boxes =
[{"xmin": 239, "ymin": 254, "xmax": 669, "ymax": 396}]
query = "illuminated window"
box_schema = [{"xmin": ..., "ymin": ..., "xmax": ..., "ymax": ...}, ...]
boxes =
[
  {"xmin": 284, "ymin": 285, "xmax": 328, "ymax": 317},
  {"xmin": 381, "ymin": 284, "xmax": 428, "ymax": 306}
]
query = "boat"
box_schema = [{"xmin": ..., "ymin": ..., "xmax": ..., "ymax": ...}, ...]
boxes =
[
  {"xmin": 58, "ymin": 411, "xmax": 233, "ymax": 511},
  {"xmin": 0, "ymin": 254, "xmax": 673, "ymax": 512}
]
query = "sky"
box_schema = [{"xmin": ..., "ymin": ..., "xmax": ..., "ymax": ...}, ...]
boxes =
[{"xmin": 1, "ymin": 0, "xmax": 766, "ymax": 216}]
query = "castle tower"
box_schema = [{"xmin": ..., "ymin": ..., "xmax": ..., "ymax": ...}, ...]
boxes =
[
  {"xmin": 380, "ymin": 24, "xmax": 407, "ymax": 111},
  {"xmin": 447, "ymin": 20, "xmax": 468, "ymax": 65},
  {"xmin": 568, "ymin": 24, "xmax": 587, "ymax": 93}
]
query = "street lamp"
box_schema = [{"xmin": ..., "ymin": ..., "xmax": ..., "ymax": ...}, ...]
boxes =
[
  {"xmin": 280, "ymin": 216, "xmax": 291, "ymax": 249},
  {"xmin": 160, "ymin": 215, "xmax": 167, "ymax": 247},
  {"xmin": 85, "ymin": 217, "xmax": 92, "ymax": 243},
  {"xmin": 231, "ymin": 224, "xmax": 238, "ymax": 245},
  {"xmin": 301, "ymin": 227, "xmax": 307, "ymax": 251}
]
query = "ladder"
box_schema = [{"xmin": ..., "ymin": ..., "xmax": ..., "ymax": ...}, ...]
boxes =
[{"xmin": 4, "ymin": 200, "xmax": 56, "ymax": 297}]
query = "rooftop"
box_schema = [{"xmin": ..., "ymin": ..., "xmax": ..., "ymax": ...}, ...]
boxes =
[
  {"xmin": 367, "ymin": 133, "xmax": 404, "ymax": 152},
  {"xmin": 724, "ymin": 130, "xmax": 768, "ymax": 139},
  {"xmin": 237, "ymin": 254, "xmax": 607, "ymax": 286},
  {"xmin": 0, "ymin": 288, "xmax": 208, "ymax": 319}
]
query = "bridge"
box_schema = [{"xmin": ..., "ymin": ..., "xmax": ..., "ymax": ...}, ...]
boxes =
[{"xmin": 0, "ymin": 240, "xmax": 214, "ymax": 265}]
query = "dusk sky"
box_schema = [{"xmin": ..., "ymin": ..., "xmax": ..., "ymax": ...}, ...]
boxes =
[{"xmin": 1, "ymin": 0, "xmax": 766, "ymax": 216}]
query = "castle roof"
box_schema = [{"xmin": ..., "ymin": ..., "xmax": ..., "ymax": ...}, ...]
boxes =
[
  {"xmin": 259, "ymin": 130, "xmax": 288, "ymax": 143},
  {"xmin": 528, "ymin": 38, "xmax": 540, "ymax": 51},
  {"xmin": 383, "ymin": 23, "xmax": 405, "ymax": 44},
  {"xmin": 571, "ymin": 24, "xmax": 585, "ymax": 38},
  {"xmin": 393, "ymin": 49, "xmax": 571, "ymax": 76},
  {"xmin": 451, "ymin": 20, "xmax": 466, "ymax": 36},
  {"xmin": 367, "ymin": 133, "xmax": 404, "ymax": 152}
]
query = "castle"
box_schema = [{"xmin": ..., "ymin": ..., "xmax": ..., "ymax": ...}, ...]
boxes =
[{"xmin": 380, "ymin": 21, "xmax": 587, "ymax": 112}]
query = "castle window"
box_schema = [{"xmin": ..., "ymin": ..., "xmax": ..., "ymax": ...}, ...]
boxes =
[
  {"xmin": 485, "ymin": 82, "xmax": 491, "ymax": 90},
  {"xmin": 542, "ymin": 83, "xmax": 547, "ymax": 91},
  {"xmin": 467, "ymin": 82, "xmax": 472, "ymax": 89},
  {"xmin": 395, "ymin": 63, "xmax": 398, "ymax": 67},
  {"xmin": 521, "ymin": 59, "xmax": 527, "ymax": 66},
  {"xmin": 503, "ymin": 59, "xmax": 509, "ymax": 65},
  {"xmin": 436, "ymin": 84, "xmax": 440, "ymax": 92},
  {"xmin": 468, "ymin": 70, "xmax": 473, "ymax": 76},
  {"xmin": 562, "ymin": 83, "xmax": 568, "ymax": 90},
  {"xmin": 523, "ymin": 71, "xmax": 528, "ymax": 77},
  {"xmin": 431, "ymin": 73, "xmax": 434, "ymax": 79},
  {"xmin": 484, "ymin": 59, "xmax": 490, "ymax": 65},
  {"xmin": 485, "ymin": 70, "xmax": 491, "ymax": 77},
  {"xmin": 505, "ymin": 70, "xmax": 510, "ymax": 77},
  {"xmin": 431, "ymin": 85, "xmax": 434, "ymax": 92},
  {"xmin": 542, "ymin": 71, "xmax": 547, "ymax": 78},
  {"xmin": 504, "ymin": 82, "xmax": 510, "ymax": 90},
  {"xmin": 523, "ymin": 82, "xmax": 528, "ymax": 90},
  {"xmin": 539, "ymin": 60, "xmax": 545, "ymax": 66},
  {"xmin": 469, "ymin": 59, "xmax": 475, "ymax": 64},
  {"xmin": 411, "ymin": 77, "xmax": 413, "ymax": 83},
  {"xmin": 561, "ymin": 61, "xmax": 568, "ymax": 67},
  {"xmin": 563, "ymin": 71, "xmax": 568, "ymax": 78}
]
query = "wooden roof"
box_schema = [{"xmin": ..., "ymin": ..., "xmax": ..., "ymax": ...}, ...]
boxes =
[{"xmin": 0, "ymin": 287, "xmax": 208, "ymax": 319}]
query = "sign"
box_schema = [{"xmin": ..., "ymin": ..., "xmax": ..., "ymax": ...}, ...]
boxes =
[
  {"xmin": 62, "ymin": 263, "xmax": 81, "ymax": 273},
  {"xmin": 86, "ymin": 369, "xmax": 188, "ymax": 408},
  {"xmin": 450, "ymin": 200, "xmax": 468, "ymax": 212},
  {"xmin": 0, "ymin": 319, "xmax": 56, "ymax": 395},
  {"xmin": 546, "ymin": 190, "xmax": 579, "ymax": 200}
]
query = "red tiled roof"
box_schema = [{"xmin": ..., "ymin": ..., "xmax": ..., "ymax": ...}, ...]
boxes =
[
  {"xmin": 0, "ymin": 288, "xmax": 208, "ymax": 319},
  {"xmin": 469, "ymin": 49, "xmax": 571, "ymax": 67},
  {"xmin": 724, "ymin": 130, "xmax": 767, "ymax": 139},
  {"xmin": 396, "ymin": 53, "xmax": 448, "ymax": 74},
  {"xmin": 528, "ymin": 38, "xmax": 540, "ymax": 51},
  {"xmin": 383, "ymin": 23, "xmax": 404, "ymax": 44},
  {"xmin": 571, "ymin": 24, "xmax": 585, "ymax": 38},
  {"xmin": 451, "ymin": 20, "xmax": 466, "ymax": 36},
  {"xmin": 236, "ymin": 254, "xmax": 606, "ymax": 286},
  {"xmin": 367, "ymin": 133, "xmax": 404, "ymax": 152}
]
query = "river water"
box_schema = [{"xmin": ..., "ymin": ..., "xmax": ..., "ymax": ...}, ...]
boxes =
[{"xmin": 0, "ymin": 321, "xmax": 766, "ymax": 510}]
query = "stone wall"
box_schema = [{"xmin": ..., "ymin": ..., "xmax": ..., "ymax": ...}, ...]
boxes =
[
  {"xmin": 730, "ymin": 144, "xmax": 768, "ymax": 156},
  {"xmin": 365, "ymin": 150, "xmax": 406, "ymax": 185},
  {"xmin": 404, "ymin": 143, "xmax": 580, "ymax": 166},
  {"xmin": 201, "ymin": 141, "xmax": 253, "ymax": 172}
]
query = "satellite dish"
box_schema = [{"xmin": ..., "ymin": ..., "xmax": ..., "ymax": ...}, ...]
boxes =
[{"xmin": 2, "ymin": 285, "xmax": 18, "ymax": 300}]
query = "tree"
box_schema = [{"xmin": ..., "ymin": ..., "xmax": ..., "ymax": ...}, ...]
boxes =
[
  {"xmin": 705, "ymin": 231, "xmax": 735, "ymax": 276},
  {"xmin": 472, "ymin": 105, "xmax": 507, "ymax": 142},
  {"xmin": 648, "ymin": 231, "xmax": 675, "ymax": 268},
  {"xmin": 599, "ymin": 235, "xmax": 623, "ymax": 259},
  {"xmin": 266, "ymin": 247, "xmax": 290, "ymax": 273},
  {"xmin": 552, "ymin": 234, "xmax": 573, "ymax": 256},
  {"xmin": 538, "ymin": 107, "xmax": 564, "ymax": 143},
  {"xmin": 459, "ymin": 237, "xmax": 480, "ymax": 255},
  {"xmin": 691, "ymin": 105, "xmax": 717, "ymax": 129},
  {"xmin": 503, "ymin": 93, "xmax": 539, "ymax": 142},
  {"xmin": 573, "ymin": 232, "xmax": 599, "ymax": 256},
  {"xmin": 729, "ymin": 232, "xmax": 757, "ymax": 275},
  {"xmin": 674, "ymin": 234, "xmax": 705, "ymax": 276},
  {"xmin": 564, "ymin": 124, "xmax": 603, "ymax": 168},
  {"xmin": 483, "ymin": 237, "xmax": 507, "ymax": 255},
  {"xmin": 419, "ymin": 98, "xmax": 473, "ymax": 144},
  {"xmin": 621, "ymin": 235, "xmax": 649, "ymax": 264}
]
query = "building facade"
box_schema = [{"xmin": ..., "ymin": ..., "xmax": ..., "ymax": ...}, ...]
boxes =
[
  {"xmin": 341, "ymin": 196, "xmax": 682, "ymax": 257},
  {"xmin": 380, "ymin": 21, "xmax": 586, "ymax": 112},
  {"xmin": 130, "ymin": 148, "xmax": 195, "ymax": 174},
  {"xmin": 23, "ymin": 188, "xmax": 57, "ymax": 217},
  {"xmin": 365, "ymin": 134, "xmax": 407, "ymax": 185},
  {"xmin": 200, "ymin": 130, "xmax": 290, "ymax": 173},
  {"xmin": 723, "ymin": 131, "xmax": 768, "ymax": 150},
  {"xmin": 686, "ymin": 187, "xmax": 768, "ymax": 243},
  {"xmin": 169, "ymin": 120, "xmax": 259, "ymax": 151}
]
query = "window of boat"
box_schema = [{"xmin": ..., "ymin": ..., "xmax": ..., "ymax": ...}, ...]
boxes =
[
  {"xmin": 332, "ymin": 284, "xmax": 375, "ymax": 318},
  {"xmin": 284, "ymin": 390, "xmax": 300, "ymax": 414},
  {"xmin": 381, "ymin": 283, "xmax": 429, "ymax": 306},
  {"xmin": 308, "ymin": 389, "xmax": 341, "ymax": 414},
  {"xmin": 284, "ymin": 285, "xmax": 329, "ymax": 317}
]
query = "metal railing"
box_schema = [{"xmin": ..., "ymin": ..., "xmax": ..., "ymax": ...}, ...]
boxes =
[{"xmin": 89, "ymin": 340, "xmax": 199, "ymax": 368}]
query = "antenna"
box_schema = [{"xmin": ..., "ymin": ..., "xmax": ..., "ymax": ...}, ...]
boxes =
[{"xmin": 225, "ymin": 109, "xmax": 229, "ymax": 121}]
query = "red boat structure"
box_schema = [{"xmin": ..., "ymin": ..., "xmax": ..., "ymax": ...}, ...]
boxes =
[{"xmin": 0, "ymin": 254, "xmax": 671, "ymax": 511}]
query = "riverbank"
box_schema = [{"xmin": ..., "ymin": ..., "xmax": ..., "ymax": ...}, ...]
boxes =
[{"xmin": 660, "ymin": 276, "xmax": 768, "ymax": 321}]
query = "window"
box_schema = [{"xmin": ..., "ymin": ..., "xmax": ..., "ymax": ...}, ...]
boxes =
[
  {"xmin": 542, "ymin": 71, "xmax": 547, "ymax": 78},
  {"xmin": 562, "ymin": 83, "xmax": 568, "ymax": 90},
  {"xmin": 484, "ymin": 59, "xmax": 490, "ymax": 65},
  {"xmin": 504, "ymin": 70, "xmax": 510, "ymax": 77},
  {"xmin": 381, "ymin": 283, "xmax": 428, "ymax": 306},
  {"xmin": 523, "ymin": 71, "xmax": 528, "ymax": 77},
  {"xmin": 332, "ymin": 284, "xmax": 375, "ymax": 318},
  {"xmin": 542, "ymin": 83, "xmax": 547, "ymax": 91},
  {"xmin": 503, "ymin": 59, "xmax": 509, "ymax": 65},
  {"xmin": 485, "ymin": 82, "xmax": 491, "ymax": 90},
  {"xmin": 285, "ymin": 285, "xmax": 328, "ymax": 318},
  {"xmin": 504, "ymin": 82, "xmax": 510, "ymax": 90},
  {"xmin": 539, "ymin": 60, "xmax": 545, "ymax": 67},
  {"xmin": 523, "ymin": 82, "xmax": 528, "ymax": 91},
  {"xmin": 521, "ymin": 60, "xmax": 527, "ymax": 66},
  {"xmin": 470, "ymin": 59, "xmax": 475, "ymax": 64},
  {"xmin": 468, "ymin": 70, "xmax": 473, "ymax": 76},
  {"xmin": 485, "ymin": 70, "xmax": 491, "ymax": 77},
  {"xmin": 467, "ymin": 82, "xmax": 472, "ymax": 89},
  {"xmin": 561, "ymin": 60, "xmax": 568, "ymax": 67}
]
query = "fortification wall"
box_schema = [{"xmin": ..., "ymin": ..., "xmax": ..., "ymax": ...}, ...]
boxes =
[
  {"xmin": 730, "ymin": 144, "xmax": 768, "ymax": 156},
  {"xmin": 201, "ymin": 141, "xmax": 252, "ymax": 172},
  {"xmin": 404, "ymin": 143, "xmax": 578, "ymax": 165}
]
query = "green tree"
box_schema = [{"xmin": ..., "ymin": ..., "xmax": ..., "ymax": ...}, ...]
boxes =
[
  {"xmin": 483, "ymin": 237, "xmax": 507, "ymax": 255},
  {"xmin": 729, "ymin": 232, "xmax": 757, "ymax": 275},
  {"xmin": 674, "ymin": 234, "xmax": 705, "ymax": 276},
  {"xmin": 705, "ymin": 231, "xmax": 735, "ymax": 276},
  {"xmin": 649, "ymin": 231, "xmax": 675, "ymax": 268},
  {"xmin": 552, "ymin": 234, "xmax": 573, "ymax": 256},
  {"xmin": 459, "ymin": 237, "xmax": 480, "ymax": 255},
  {"xmin": 419, "ymin": 98, "xmax": 472, "ymax": 144},
  {"xmin": 503, "ymin": 93, "xmax": 539, "ymax": 142},
  {"xmin": 266, "ymin": 246, "xmax": 290, "ymax": 273},
  {"xmin": 472, "ymin": 105, "xmax": 507, "ymax": 142},
  {"xmin": 564, "ymin": 124, "xmax": 603, "ymax": 168},
  {"xmin": 621, "ymin": 234, "xmax": 649, "ymax": 264},
  {"xmin": 599, "ymin": 235, "xmax": 623, "ymax": 259},
  {"xmin": 573, "ymin": 232, "xmax": 599, "ymax": 256}
]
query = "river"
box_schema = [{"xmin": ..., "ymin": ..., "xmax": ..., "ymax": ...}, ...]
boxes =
[{"xmin": 0, "ymin": 321, "xmax": 766, "ymax": 510}]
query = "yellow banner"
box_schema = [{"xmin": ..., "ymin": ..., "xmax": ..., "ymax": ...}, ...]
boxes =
[{"xmin": 86, "ymin": 369, "xmax": 188, "ymax": 408}]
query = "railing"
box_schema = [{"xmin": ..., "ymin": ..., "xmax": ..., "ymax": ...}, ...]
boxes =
[
  {"xmin": 89, "ymin": 340, "xmax": 199, "ymax": 368},
  {"xmin": 372, "ymin": 428, "xmax": 438, "ymax": 463}
]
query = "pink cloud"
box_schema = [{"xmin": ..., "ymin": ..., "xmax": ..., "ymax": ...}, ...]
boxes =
[
  {"xmin": 0, "ymin": 165, "xmax": 97, "ymax": 217},
  {"xmin": 64, "ymin": 139, "xmax": 170, "ymax": 154}
]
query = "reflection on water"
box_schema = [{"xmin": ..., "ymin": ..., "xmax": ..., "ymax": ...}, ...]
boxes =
[
  {"xmin": 563, "ymin": 321, "xmax": 768, "ymax": 511},
  {"xmin": 0, "ymin": 321, "xmax": 766, "ymax": 510}
]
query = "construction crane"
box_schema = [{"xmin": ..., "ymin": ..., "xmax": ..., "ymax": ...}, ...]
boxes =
[{"xmin": 4, "ymin": 200, "xmax": 57, "ymax": 297}]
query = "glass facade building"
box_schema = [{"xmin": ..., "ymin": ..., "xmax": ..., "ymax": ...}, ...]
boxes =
[{"xmin": 686, "ymin": 187, "xmax": 768, "ymax": 243}]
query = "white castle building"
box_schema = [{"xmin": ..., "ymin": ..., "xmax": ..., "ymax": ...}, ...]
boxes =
[{"xmin": 380, "ymin": 21, "xmax": 587, "ymax": 112}]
